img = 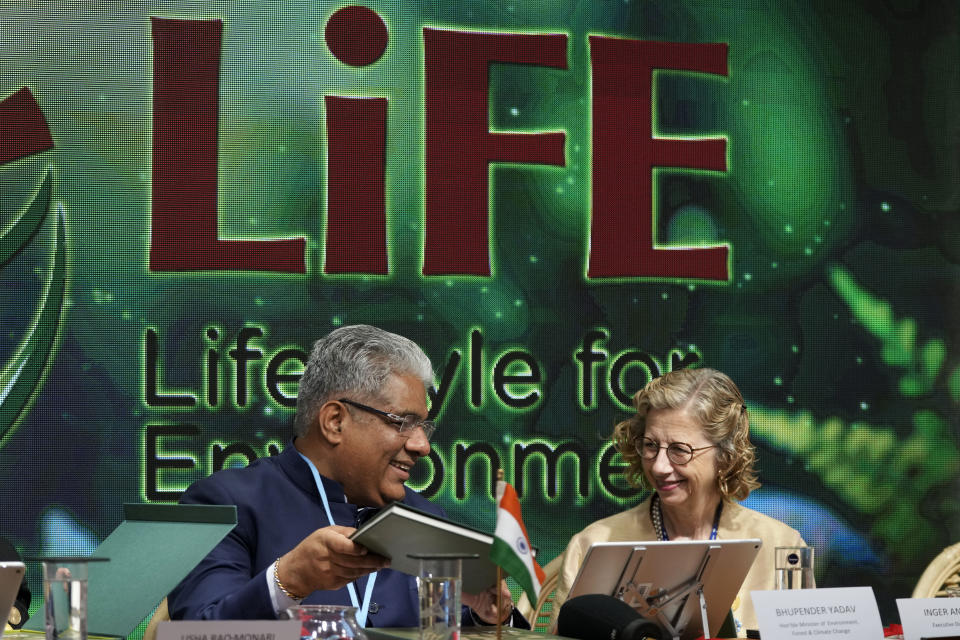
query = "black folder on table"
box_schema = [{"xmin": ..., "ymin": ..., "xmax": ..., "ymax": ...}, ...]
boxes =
[
  {"xmin": 25, "ymin": 503, "xmax": 236, "ymax": 638},
  {"xmin": 351, "ymin": 502, "xmax": 499, "ymax": 593}
]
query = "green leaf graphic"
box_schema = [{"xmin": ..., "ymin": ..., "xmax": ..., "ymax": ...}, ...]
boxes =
[
  {"xmin": 0, "ymin": 171, "xmax": 67, "ymax": 439},
  {"xmin": 0, "ymin": 171, "xmax": 52, "ymax": 267}
]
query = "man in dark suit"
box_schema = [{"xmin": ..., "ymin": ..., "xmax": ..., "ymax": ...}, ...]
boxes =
[{"xmin": 168, "ymin": 325, "xmax": 519, "ymax": 627}]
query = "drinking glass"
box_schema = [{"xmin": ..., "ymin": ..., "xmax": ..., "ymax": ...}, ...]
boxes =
[
  {"xmin": 285, "ymin": 604, "xmax": 366, "ymax": 640},
  {"xmin": 36, "ymin": 557, "xmax": 107, "ymax": 640},
  {"xmin": 775, "ymin": 546, "xmax": 814, "ymax": 590},
  {"xmin": 409, "ymin": 553, "xmax": 476, "ymax": 640}
]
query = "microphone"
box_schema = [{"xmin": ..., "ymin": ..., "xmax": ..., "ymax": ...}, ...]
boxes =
[{"xmin": 557, "ymin": 594, "xmax": 666, "ymax": 640}]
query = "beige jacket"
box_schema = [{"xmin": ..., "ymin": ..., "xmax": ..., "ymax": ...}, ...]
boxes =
[{"xmin": 552, "ymin": 496, "xmax": 807, "ymax": 635}]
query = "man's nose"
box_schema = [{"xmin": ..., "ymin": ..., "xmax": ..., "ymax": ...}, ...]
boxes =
[{"xmin": 405, "ymin": 425, "xmax": 431, "ymax": 456}]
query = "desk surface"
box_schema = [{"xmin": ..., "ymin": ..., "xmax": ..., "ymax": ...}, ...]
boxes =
[{"xmin": 365, "ymin": 627, "xmax": 571, "ymax": 640}]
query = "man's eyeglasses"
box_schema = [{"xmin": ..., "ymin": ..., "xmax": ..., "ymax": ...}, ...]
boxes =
[
  {"xmin": 637, "ymin": 437, "xmax": 716, "ymax": 465},
  {"xmin": 339, "ymin": 398, "xmax": 437, "ymax": 441}
]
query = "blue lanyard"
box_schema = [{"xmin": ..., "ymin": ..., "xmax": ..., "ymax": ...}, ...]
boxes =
[{"xmin": 298, "ymin": 452, "xmax": 378, "ymax": 627}]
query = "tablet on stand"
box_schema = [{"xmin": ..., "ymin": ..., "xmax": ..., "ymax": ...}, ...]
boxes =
[{"xmin": 566, "ymin": 539, "xmax": 761, "ymax": 640}]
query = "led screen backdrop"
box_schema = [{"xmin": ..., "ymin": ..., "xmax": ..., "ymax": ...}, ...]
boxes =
[{"xmin": 1, "ymin": 0, "xmax": 959, "ymax": 626}]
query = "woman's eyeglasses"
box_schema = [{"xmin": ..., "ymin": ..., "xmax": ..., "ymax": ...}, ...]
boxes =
[{"xmin": 636, "ymin": 437, "xmax": 716, "ymax": 465}]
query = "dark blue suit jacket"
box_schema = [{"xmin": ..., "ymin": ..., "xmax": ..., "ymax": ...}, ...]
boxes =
[{"xmin": 167, "ymin": 441, "xmax": 444, "ymax": 625}]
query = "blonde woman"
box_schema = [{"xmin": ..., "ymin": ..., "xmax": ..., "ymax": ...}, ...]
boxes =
[{"xmin": 553, "ymin": 368, "xmax": 809, "ymax": 635}]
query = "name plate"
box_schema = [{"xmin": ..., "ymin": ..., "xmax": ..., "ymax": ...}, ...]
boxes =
[
  {"xmin": 751, "ymin": 587, "xmax": 883, "ymax": 640},
  {"xmin": 156, "ymin": 619, "xmax": 301, "ymax": 640},
  {"xmin": 896, "ymin": 598, "xmax": 960, "ymax": 640}
]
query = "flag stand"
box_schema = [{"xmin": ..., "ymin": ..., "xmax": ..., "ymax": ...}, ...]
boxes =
[
  {"xmin": 496, "ymin": 565, "xmax": 503, "ymax": 640},
  {"xmin": 496, "ymin": 468, "xmax": 505, "ymax": 640},
  {"xmin": 497, "ymin": 469, "xmax": 503, "ymax": 640},
  {"xmin": 492, "ymin": 467, "xmax": 544, "ymax": 639}
]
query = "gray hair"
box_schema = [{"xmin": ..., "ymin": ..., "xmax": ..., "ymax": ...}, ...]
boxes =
[{"xmin": 293, "ymin": 324, "xmax": 435, "ymax": 437}]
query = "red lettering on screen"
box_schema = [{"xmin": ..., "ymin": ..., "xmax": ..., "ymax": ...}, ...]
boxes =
[
  {"xmin": 422, "ymin": 28, "xmax": 567, "ymax": 276},
  {"xmin": 0, "ymin": 88, "xmax": 54, "ymax": 165},
  {"xmin": 588, "ymin": 37, "xmax": 729, "ymax": 280},
  {"xmin": 325, "ymin": 96, "xmax": 388, "ymax": 274},
  {"xmin": 145, "ymin": 15, "xmax": 733, "ymax": 281},
  {"xmin": 150, "ymin": 17, "xmax": 306, "ymax": 272}
]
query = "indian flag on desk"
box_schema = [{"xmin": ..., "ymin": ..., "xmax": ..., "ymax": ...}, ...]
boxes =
[{"xmin": 490, "ymin": 478, "xmax": 545, "ymax": 604}]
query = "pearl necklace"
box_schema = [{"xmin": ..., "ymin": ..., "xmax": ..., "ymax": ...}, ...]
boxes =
[{"xmin": 650, "ymin": 493, "xmax": 722, "ymax": 541}]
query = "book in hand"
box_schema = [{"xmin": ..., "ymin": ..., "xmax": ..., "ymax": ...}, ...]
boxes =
[{"xmin": 349, "ymin": 502, "xmax": 498, "ymax": 593}]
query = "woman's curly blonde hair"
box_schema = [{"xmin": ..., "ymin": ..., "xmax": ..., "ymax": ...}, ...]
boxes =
[{"xmin": 612, "ymin": 367, "xmax": 760, "ymax": 501}]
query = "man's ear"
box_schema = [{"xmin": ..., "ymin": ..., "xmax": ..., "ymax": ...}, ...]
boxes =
[{"xmin": 315, "ymin": 400, "xmax": 347, "ymax": 444}]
